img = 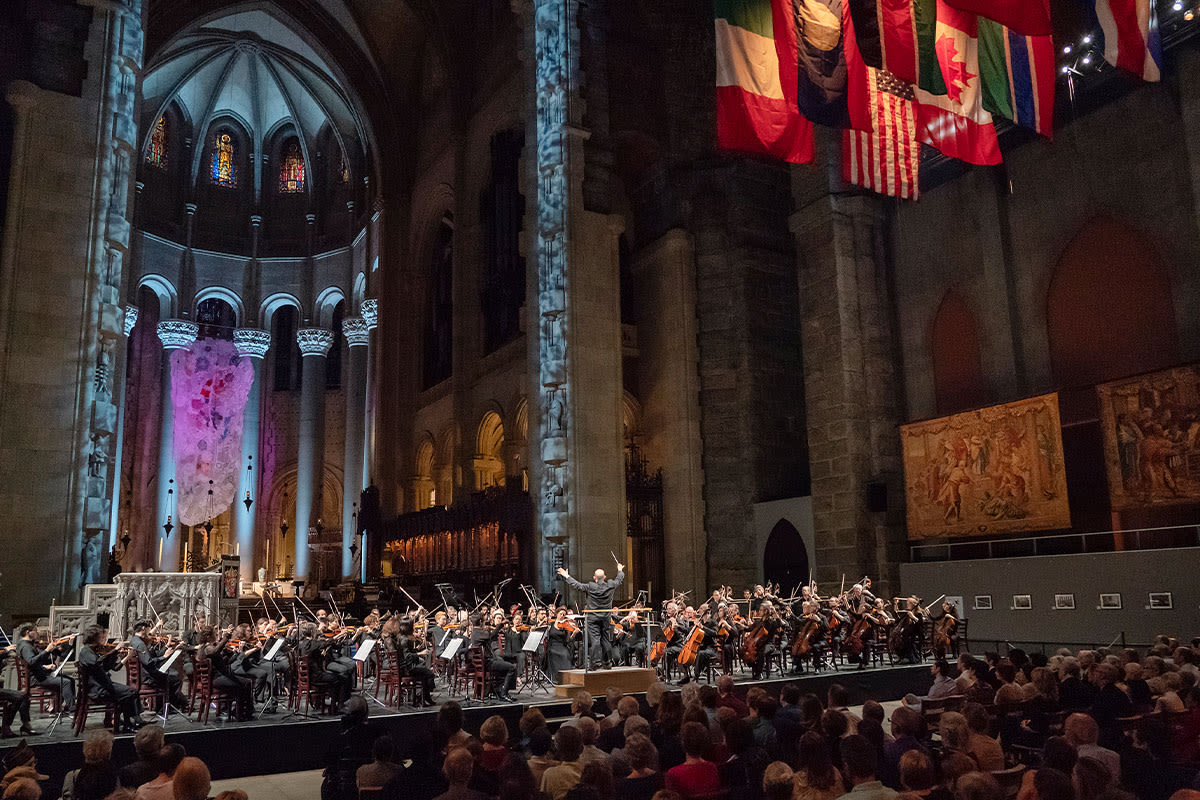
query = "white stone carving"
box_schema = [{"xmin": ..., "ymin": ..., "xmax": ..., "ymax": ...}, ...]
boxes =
[
  {"xmin": 360, "ymin": 298, "xmax": 378, "ymax": 330},
  {"xmin": 297, "ymin": 327, "xmax": 335, "ymax": 357},
  {"xmin": 156, "ymin": 319, "xmax": 199, "ymax": 350},
  {"xmin": 234, "ymin": 327, "xmax": 271, "ymax": 359},
  {"xmin": 49, "ymin": 573, "xmax": 225, "ymax": 639},
  {"xmin": 342, "ymin": 316, "xmax": 369, "ymax": 347},
  {"xmin": 123, "ymin": 305, "xmax": 139, "ymax": 337}
]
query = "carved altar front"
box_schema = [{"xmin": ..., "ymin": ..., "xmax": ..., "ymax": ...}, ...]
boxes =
[{"xmin": 49, "ymin": 572, "xmax": 228, "ymax": 638}]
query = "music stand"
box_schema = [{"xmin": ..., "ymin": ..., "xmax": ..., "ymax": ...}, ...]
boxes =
[
  {"xmin": 44, "ymin": 649, "xmax": 74, "ymax": 734},
  {"xmin": 517, "ymin": 630, "xmax": 554, "ymax": 694}
]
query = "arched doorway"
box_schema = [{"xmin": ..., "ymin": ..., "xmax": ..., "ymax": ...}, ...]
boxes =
[{"xmin": 763, "ymin": 519, "xmax": 808, "ymax": 594}]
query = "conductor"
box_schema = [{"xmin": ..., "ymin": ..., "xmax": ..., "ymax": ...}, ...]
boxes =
[{"xmin": 556, "ymin": 559, "xmax": 625, "ymax": 669}]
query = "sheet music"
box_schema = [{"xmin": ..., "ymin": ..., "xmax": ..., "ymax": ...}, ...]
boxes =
[
  {"xmin": 52, "ymin": 650, "xmax": 73, "ymax": 677},
  {"xmin": 264, "ymin": 637, "xmax": 285, "ymax": 661},
  {"xmin": 352, "ymin": 639, "xmax": 377, "ymax": 662},
  {"xmin": 522, "ymin": 630, "xmax": 546, "ymax": 653},
  {"xmin": 440, "ymin": 637, "xmax": 463, "ymax": 660},
  {"xmin": 159, "ymin": 649, "xmax": 181, "ymax": 672}
]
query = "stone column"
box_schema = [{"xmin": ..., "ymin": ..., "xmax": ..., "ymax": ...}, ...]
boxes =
[
  {"xmin": 155, "ymin": 319, "xmax": 198, "ymax": 570},
  {"xmin": 107, "ymin": 304, "xmax": 139, "ymax": 552},
  {"xmin": 790, "ymin": 150, "xmax": 906, "ymax": 596},
  {"xmin": 360, "ymin": 298, "xmax": 378, "ymax": 488},
  {"xmin": 232, "ymin": 328, "xmax": 270, "ymax": 581},
  {"xmin": 341, "ymin": 317, "xmax": 369, "ymax": 579},
  {"xmin": 294, "ymin": 327, "xmax": 334, "ymax": 579}
]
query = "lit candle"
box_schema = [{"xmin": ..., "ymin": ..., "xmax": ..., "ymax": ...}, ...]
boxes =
[
  {"xmin": 235, "ymin": 543, "xmax": 240, "ymax": 556},
  {"xmin": 158, "ymin": 539, "xmax": 163, "ymax": 569}
]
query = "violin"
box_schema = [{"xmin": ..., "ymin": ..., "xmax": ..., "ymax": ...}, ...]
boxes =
[{"xmin": 555, "ymin": 618, "xmax": 581, "ymax": 635}]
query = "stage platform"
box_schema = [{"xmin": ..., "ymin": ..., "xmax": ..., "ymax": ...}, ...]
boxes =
[
  {"xmin": 556, "ymin": 666, "xmax": 658, "ymax": 697},
  {"xmin": 1, "ymin": 661, "xmax": 932, "ymax": 798}
]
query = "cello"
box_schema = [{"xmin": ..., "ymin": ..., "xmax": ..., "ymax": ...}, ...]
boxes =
[
  {"xmin": 739, "ymin": 607, "xmax": 771, "ymax": 665},
  {"xmin": 790, "ymin": 615, "xmax": 822, "ymax": 659},
  {"xmin": 649, "ymin": 617, "xmax": 675, "ymax": 665},
  {"xmin": 677, "ymin": 621, "xmax": 705, "ymax": 667}
]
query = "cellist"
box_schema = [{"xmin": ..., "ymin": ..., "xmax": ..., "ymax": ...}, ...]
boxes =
[
  {"xmin": 933, "ymin": 600, "xmax": 959, "ymax": 659},
  {"xmin": 743, "ymin": 600, "xmax": 782, "ymax": 680}
]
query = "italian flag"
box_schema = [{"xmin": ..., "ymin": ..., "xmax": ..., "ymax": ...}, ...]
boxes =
[
  {"xmin": 715, "ymin": 0, "xmax": 815, "ymax": 163},
  {"xmin": 913, "ymin": 0, "xmax": 1001, "ymax": 165}
]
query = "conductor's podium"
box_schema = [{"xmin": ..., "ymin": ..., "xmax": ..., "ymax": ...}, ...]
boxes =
[{"xmin": 555, "ymin": 666, "xmax": 657, "ymax": 697}]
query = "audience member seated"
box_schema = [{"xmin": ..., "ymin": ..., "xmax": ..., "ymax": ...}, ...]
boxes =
[
  {"xmin": 543, "ymin": 725, "xmax": 586, "ymax": 800},
  {"xmin": 357, "ymin": 736, "xmax": 404, "ymax": 791},
  {"xmin": 435, "ymin": 748, "xmax": 487, "ymax": 800},
  {"xmin": 836, "ymin": 734, "xmax": 897, "ymax": 800},
  {"xmin": 928, "ymin": 661, "xmax": 960, "ymax": 701},
  {"xmin": 133, "ymin": 744, "xmax": 185, "ymax": 800},
  {"xmin": 665, "ymin": 722, "xmax": 720, "ymax": 798},
  {"xmin": 761, "ymin": 761, "xmax": 794, "ymax": 800},
  {"xmin": 962, "ymin": 704, "xmax": 1005, "ymax": 772},
  {"xmin": 795, "ymin": 731, "xmax": 845, "ymax": 800},
  {"xmin": 578, "ymin": 717, "xmax": 612, "ymax": 774},
  {"xmin": 119, "ymin": 726, "xmax": 164, "ymax": 790},
  {"xmin": 1016, "ymin": 738, "xmax": 1077, "ymax": 800},
  {"xmin": 67, "ymin": 730, "xmax": 119, "ymax": 800},
  {"xmin": 717, "ymin": 676, "xmax": 748, "ymax": 718},
  {"xmin": 171, "ymin": 757, "xmax": 211, "ymax": 800},
  {"xmin": 719, "ymin": 717, "xmax": 768, "ymax": 800},
  {"xmin": 897, "ymin": 750, "xmax": 951, "ymax": 800},
  {"xmin": 1090, "ymin": 664, "xmax": 1134, "ymax": 750},
  {"xmin": 882, "ymin": 706, "xmax": 926, "ymax": 790},
  {"xmin": 953, "ymin": 772, "xmax": 1003, "ymax": 800},
  {"xmin": 615, "ymin": 733, "xmax": 663, "ymax": 800}
]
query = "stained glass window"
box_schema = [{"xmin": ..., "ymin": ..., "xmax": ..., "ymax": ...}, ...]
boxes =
[
  {"xmin": 279, "ymin": 140, "xmax": 305, "ymax": 193},
  {"xmin": 146, "ymin": 115, "xmax": 167, "ymax": 168},
  {"xmin": 210, "ymin": 131, "xmax": 236, "ymax": 187}
]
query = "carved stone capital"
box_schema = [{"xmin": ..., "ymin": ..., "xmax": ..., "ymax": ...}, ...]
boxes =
[
  {"xmin": 157, "ymin": 319, "xmax": 198, "ymax": 350},
  {"xmin": 297, "ymin": 327, "xmax": 334, "ymax": 357},
  {"xmin": 234, "ymin": 328, "xmax": 271, "ymax": 359},
  {"xmin": 360, "ymin": 298, "xmax": 378, "ymax": 330},
  {"xmin": 341, "ymin": 317, "xmax": 369, "ymax": 347},
  {"xmin": 123, "ymin": 305, "xmax": 139, "ymax": 337}
]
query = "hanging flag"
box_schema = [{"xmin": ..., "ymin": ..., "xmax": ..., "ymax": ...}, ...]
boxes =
[
  {"xmin": 842, "ymin": 71, "xmax": 921, "ymax": 199},
  {"xmin": 943, "ymin": 0, "xmax": 1051, "ymax": 36},
  {"xmin": 913, "ymin": 0, "xmax": 1001, "ymax": 165},
  {"xmin": 844, "ymin": 0, "xmax": 920, "ymax": 198},
  {"xmin": 846, "ymin": 0, "xmax": 919, "ymax": 84},
  {"xmin": 1090, "ymin": 0, "xmax": 1163, "ymax": 82},
  {"xmin": 715, "ymin": 0, "xmax": 815, "ymax": 162},
  {"xmin": 795, "ymin": 0, "xmax": 850, "ymax": 128},
  {"xmin": 978, "ymin": 18, "xmax": 1055, "ymax": 137}
]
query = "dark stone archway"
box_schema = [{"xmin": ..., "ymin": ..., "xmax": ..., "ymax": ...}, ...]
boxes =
[{"xmin": 763, "ymin": 519, "xmax": 808, "ymax": 595}]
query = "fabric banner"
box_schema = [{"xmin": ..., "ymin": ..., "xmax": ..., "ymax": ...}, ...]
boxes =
[
  {"xmin": 978, "ymin": 17, "xmax": 1055, "ymax": 137},
  {"xmin": 170, "ymin": 338, "xmax": 255, "ymax": 526},
  {"xmin": 1090, "ymin": 0, "xmax": 1162, "ymax": 82},
  {"xmin": 944, "ymin": 0, "xmax": 1051, "ymax": 36},
  {"xmin": 795, "ymin": 0, "xmax": 850, "ymax": 127},
  {"xmin": 1097, "ymin": 365, "xmax": 1200, "ymax": 511},
  {"xmin": 902, "ymin": 393, "xmax": 1070, "ymax": 540},
  {"xmin": 714, "ymin": 0, "xmax": 816, "ymax": 162}
]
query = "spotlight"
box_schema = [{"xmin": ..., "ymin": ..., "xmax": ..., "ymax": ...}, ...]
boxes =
[
  {"xmin": 1174, "ymin": 0, "xmax": 1183, "ymax": 11},
  {"xmin": 1082, "ymin": 34, "xmax": 1093, "ymax": 44},
  {"xmin": 1082, "ymin": 55, "xmax": 1092, "ymax": 65},
  {"xmin": 1063, "ymin": 44, "xmax": 1073, "ymax": 54},
  {"xmin": 1187, "ymin": 9, "xmax": 1196, "ymax": 19},
  {"xmin": 1061, "ymin": 65, "xmax": 1070, "ymax": 74}
]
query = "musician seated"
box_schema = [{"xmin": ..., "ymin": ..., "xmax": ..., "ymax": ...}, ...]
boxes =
[
  {"xmin": 396, "ymin": 619, "xmax": 436, "ymax": 706},
  {"xmin": 129, "ymin": 621, "xmax": 187, "ymax": 709},
  {"xmin": 196, "ymin": 627, "xmax": 255, "ymax": 722},
  {"xmin": 298, "ymin": 624, "xmax": 354, "ymax": 707},
  {"xmin": 16, "ymin": 623, "xmax": 75, "ymax": 713},
  {"xmin": 469, "ymin": 613, "xmax": 516, "ymax": 702},
  {"xmin": 0, "ymin": 651, "xmax": 36, "ymax": 738},
  {"xmin": 78, "ymin": 625, "xmax": 143, "ymax": 731}
]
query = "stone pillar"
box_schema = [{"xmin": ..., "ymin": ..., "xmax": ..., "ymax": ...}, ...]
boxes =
[
  {"xmin": 790, "ymin": 150, "xmax": 906, "ymax": 596},
  {"xmin": 107, "ymin": 303, "xmax": 139, "ymax": 552},
  {"xmin": 360, "ymin": 298, "xmax": 378, "ymax": 488},
  {"xmin": 294, "ymin": 327, "xmax": 334, "ymax": 579},
  {"xmin": 525, "ymin": 0, "xmax": 628, "ymax": 589},
  {"xmin": 232, "ymin": 328, "xmax": 270, "ymax": 581},
  {"xmin": 341, "ymin": 317, "xmax": 369, "ymax": 579},
  {"xmin": 155, "ymin": 319, "xmax": 199, "ymax": 571}
]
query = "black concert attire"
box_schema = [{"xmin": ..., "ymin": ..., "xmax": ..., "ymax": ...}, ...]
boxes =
[
  {"xmin": 689, "ymin": 619, "xmax": 722, "ymax": 681},
  {"xmin": 656, "ymin": 615, "xmax": 684, "ymax": 673},
  {"xmin": 0, "ymin": 649, "xmax": 33, "ymax": 736},
  {"xmin": 470, "ymin": 625, "xmax": 516, "ymax": 699},
  {"xmin": 624, "ymin": 620, "xmax": 648, "ymax": 667},
  {"xmin": 545, "ymin": 623, "xmax": 577, "ymax": 681},
  {"xmin": 200, "ymin": 640, "xmax": 254, "ymax": 721},
  {"xmin": 232, "ymin": 644, "xmax": 271, "ymax": 699},
  {"xmin": 399, "ymin": 636, "xmax": 436, "ymax": 705},
  {"xmin": 17, "ymin": 637, "xmax": 75, "ymax": 711},
  {"xmin": 129, "ymin": 633, "xmax": 186, "ymax": 708},
  {"xmin": 560, "ymin": 568, "xmax": 625, "ymax": 668},
  {"xmin": 502, "ymin": 624, "xmax": 527, "ymax": 675},
  {"xmin": 748, "ymin": 616, "xmax": 782, "ymax": 680},
  {"xmin": 326, "ymin": 638, "xmax": 359, "ymax": 690},
  {"xmin": 77, "ymin": 643, "xmax": 141, "ymax": 729},
  {"xmin": 299, "ymin": 636, "xmax": 353, "ymax": 705}
]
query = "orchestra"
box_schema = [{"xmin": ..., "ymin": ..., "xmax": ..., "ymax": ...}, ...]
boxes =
[{"xmin": 0, "ymin": 571, "xmax": 959, "ymax": 735}]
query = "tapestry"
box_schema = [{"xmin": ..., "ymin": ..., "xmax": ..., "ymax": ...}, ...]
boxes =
[
  {"xmin": 1097, "ymin": 365, "xmax": 1200, "ymax": 511},
  {"xmin": 902, "ymin": 393, "xmax": 1070, "ymax": 540},
  {"xmin": 170, "ymin": 339, "xmax": 255, "ymax": 526}
]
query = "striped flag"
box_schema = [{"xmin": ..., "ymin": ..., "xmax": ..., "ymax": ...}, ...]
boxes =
[
  {"xmin": 944, "ymin": 0, "xmax": 1052, "ymax": 36},
  {"xmin": 846, "ymin": 0, "xmax": 921, "ymax": 84},
  {"xmin": 1090, "ymin": 0, "xmax": 1163, "ymax": 82},
  {"xmin": 978, "ymin": 18, "xmax": 1055, "ymax": 137},
  {"xmin": 844, "ymin": 2, "xmax": 920, "ymax": 199},
  {"xmin": 843, "ymin": 70, "xmax": 921, "ymax": 199},
  {"xmin": 714, "ymin": 0, "xmax": 815, "ymax": 162}
]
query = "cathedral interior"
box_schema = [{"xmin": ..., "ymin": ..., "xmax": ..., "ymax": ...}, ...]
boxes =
[{"xmin": 0, "ymin": 0, "xmax": 1198, "ymax": 645}]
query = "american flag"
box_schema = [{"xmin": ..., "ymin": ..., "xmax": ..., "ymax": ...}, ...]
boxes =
[{"xmin": 842, "ymin": 68, "xmax": 921, "ymax": 200}]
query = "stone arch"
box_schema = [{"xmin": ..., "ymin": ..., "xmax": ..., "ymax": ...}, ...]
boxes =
[
  {"xmin": 621, "ymin": 389, "xmax": 642, "ymax": 446},
  {"xmin": 413, "ymin": 434, "xmax": 436, "ymax": 510},
  {"xmin": 259, "ymin": 291, "xmax": 302, "ymax": 328},
  {"xmin": 434, "ymin": 424, "xmax": 457, "ymax": 506},
  {"xmin": 762, "ymin": 519, "xmax": 809, "ymax": 595},
  {"xmin": 264, "ymin": 463, "xmax": 342, "ymax": 579},
  {"xmin": 194, "ymin": 285, "xmax": 245, "ymax": 326},
  {"xmin": 138, "ymin": 274, "xmax": 179, "ymax": 319},
  {"xmin": 930, "ymin": 289, "xmax": 987, "ymax": 415},
  {"xmin": 474, "ymin": 409, "xmax": 506, "ymax": 489},
  {"xmin": 1047, "ymin": 216, "xmax": 1179, "ymax": 390},
  {"xmin": 315, "ymin": 286, "xmax": 347, "ymax": 328}
]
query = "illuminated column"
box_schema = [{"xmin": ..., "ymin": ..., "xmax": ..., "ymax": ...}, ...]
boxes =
[
  {"xmin": 360, "ymin": 298, "xmax": 377, "ymax": 489},
  {"xmin": 294, "ymin": 327, "xmax": 334, "ymax": 579},
  {"xmin": 232, "ymin": 328, "xmax": 270, "ymax": 581},
  {"xmin": 341, "ymin": 317, "xmax": 369, "ymax": 579},
  {"xmin": 155, "ymin": 319, "xmax": 198, "ymax": 570}
]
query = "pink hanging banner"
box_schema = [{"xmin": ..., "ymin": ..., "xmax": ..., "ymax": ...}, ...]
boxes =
[{"xmin": 170, "ymin": 338, "xmax": 255, "ymax": 526}]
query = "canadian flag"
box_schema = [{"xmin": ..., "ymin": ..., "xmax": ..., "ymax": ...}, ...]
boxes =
[{"xmin": 914, "ymin": 0, "xmax": 1001, "ymax": 165}]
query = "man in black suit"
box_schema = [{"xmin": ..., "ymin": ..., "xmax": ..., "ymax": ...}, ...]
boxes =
[
  {"xmin": 16, "ymin": 624, "xmax": 75, "ymax": 712},
  {"xmin": 557, "ymin": 561, "xmax": 625, "ymax": 669}
]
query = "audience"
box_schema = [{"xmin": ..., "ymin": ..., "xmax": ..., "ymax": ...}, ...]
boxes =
[
  {"xmin": 615, "ymin": 733, "xmax": 662, "ymax": 800},
  {"xmin": 664, "ymin": 723, "xmax": 720, "ymax": 798},
  {"xmin": 436, "ymin": 747, "xmax": 487, "ymax": 800},
  {"xmin": 357, "ymin": 736, "xmax": 404, "ymax": 791},
  {"xmin": 762, "ymin": 761, "xmax": 795, "ymax": 800},
  {"xmin": 171, "ymin": 758, "xmax": 211, "ymax": 800},
  {"xmin": 134, "ymin": 744, "xmax": 185, "ymax": 800},
  {"xmin": 68, "ymin": 730, "xmax": 118, "ymax": 800},
  {"xmin": 119, "ymin": 726, "xmax": 165, "ymax": 790},
  {"xmin": 795, "ymin": 731, "xmax": 844, "ymax": 800},
  {"xmin": 543, "ymin": 725, "xmax": 586, "ymax": 800},
  {"xmin": 837, "ymin": 734, "xmax": 896, "ymax": 800}
]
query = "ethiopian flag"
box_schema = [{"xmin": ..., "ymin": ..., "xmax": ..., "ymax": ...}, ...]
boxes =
[{"xmin": 715, "ymin": 0, "xmax": 815, "ymax": 163}]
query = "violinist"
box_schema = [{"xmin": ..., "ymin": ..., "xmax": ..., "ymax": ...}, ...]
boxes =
[
  {"xmin": 323, "ymin": 615, "xmax": 359, "ymax": 690},
  {"xmin": 196, "ymin": 626, "xmax": 254, "ymax": 721},
  {"xmin": 298, "ymin": 623, "xmax": 353, "ymax": 705},
  {"xmin": 228, "ymin": 623, "xmax": 271, "ymax": 701},
  {"xmin": 613, "ymin": 609, "xmax": 643, "ymax": 667},
  {"xmin": 129, "ymin": 620, "xmax": 187, "ymax": 709},
  {"xmin": 0, "ymin": 643, "xmax": 35, "ymax": 738},
  {"xmin": 396, "ymin": 618, "xmax": 435, "ymax": 706},
  {"xmin": 77, "ymin": 624, "xmax": 142, "ymax": 731},
  {"xmin": 469, "ymin": 612, "xmax": 516, "ymax": 701},
  {"xmin": 16, "ymin": 623, "xmax": 75, "ymax": 713},
  {"xmin": 504, "ymin": 610, "xmax": 529, "ymax": 673},
  {"xmin": 546, "ymin": 607, "xmax": 580, "ymax": 681}
]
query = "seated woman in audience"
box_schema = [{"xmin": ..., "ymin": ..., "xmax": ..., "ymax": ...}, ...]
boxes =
[
  {"xmin": 953, "ymin": 772, "xmax": 1002, "ymax": 800},
  {"xmin": 962, "ymin": 705, "xmax": 1004, "ymax": 772},
  {"xmin": 994, "ymin": 664, "xmax": 1024, "ymax": 706},
  {"xmin": 938, "ymin": 713, "xmax": 974, "ymax": 765},
  {"xmin": 897, "ymin": 750, "xmax": 952, "ymax": 800},
  {"xmin": 760, "ymin": 762, "xmax": 793, "ymax": 800},
  {"xmin": 1016, "ymin": 738, "xmax": 1077, "ymax": 800},
  {"xmin": 72, "ymin": 730, "xmax": 120, "ymax": 800},
  {"xmin": 1172, "ymin": 686, "xmax": 1200, "ymax": 763},
  {"xmin": 664, "ymin": 723, "xmax": 720, "ymax": 798},
  {"xmin": 794, "ymin": 732, "xmax": 843, "ymax": 800},
  {"xmin": 1154, "ymin": 673, "xmax": 1187, "ymax": 713},
  {"xmin": 937, "ymin": 753, "xmax": 977, "ymax": 795},
  {"xmin": 1072, "ymin": 757, "xmax": 1112, "ymax": 800},
  {"xmin": 615, "ymin": 734, "xmax": 663, "ymax": 800},
  {"xmin": 528, "ymin": 729, "xmax": 560, "ymax": 787},
  {"xmin": 653, "ymin": 693, "xmax": 686, "ymax": 772},
  {"xmin": 820, "ymin": 711, "xmax": 850, "ymax": 771},
  {"xmin": 718, "ymin": 717, "xmax": 767, "ymax": 800}
]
